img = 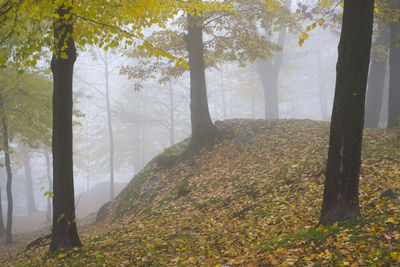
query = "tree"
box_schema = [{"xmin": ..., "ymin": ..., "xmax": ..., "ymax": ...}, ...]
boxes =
[
  {"xmin": 365, "ymin": 25, "xmax": 390, "ymax": 128},
  {"xmin": 388, "ymin": 0, "xmax": 400, "ymax": 128},
  {"xmin": 49, "ymin": 1, "xmax": 82, "ymax": 251},
  {"xmin": 319, "ymin": 0, "xmax": 375, "ymax": 225},
  {"xmin": 123, "ymin": 0, "xmax": 282, "ymax": 155},
  {"xmin": 0, "ymin": 66, "xmax": 52, "ymax": 243},
  {"xmin": 0, "ymin": 176, "xmax": 5, "ymax": 236}
]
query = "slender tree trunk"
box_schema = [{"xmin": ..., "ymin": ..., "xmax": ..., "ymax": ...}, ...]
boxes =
[
  {"xmin": 50, "ymin": 2, "xmax": 81, "ymax": 251},
  {"xmin": 257, "ymin": 27, "xmax": 286, "ymax": 120},
  {"xmin": 135, "ymin": 123, "xmax": 141, "ymax": 174},
  {"xmin": 0, "ymin": 180, "xmax": 5, "ymax": 235},
  {"xmin": 365, "ymin": 26, "xmax": 390, "ymax": 128},
  {"xmin": 104, "ymin": 51, "xmax": 115, "ymax": 200},
  {"xmin": 0, "ymin": 90, "xmax": 13, "ymax": 244},
  {"xmin": 185, "ymin": 12, "xmax": 219, "ymax": 154},
  {"xmin": 3, "ymin": 119, "xmax": 13, "ymax": 244},
  {"xmin": 0, "ymin": 184, "xmax": 5, "ymax": 236},
  {"xmin": 316, "ymin": 36, "xmax": 329, "ymax": 120},
  {"xmin": 45, "ymin": 151, "xmax": 52, "ymax": 221},
  {"xmin": 220, "ymin": 68, "xmax": 227, "ymax": 120},
  {"xmin": 169, "ymin": 83, "xmax": 175, "ymax": 146},
  {"xmin": 251, "ymin": 92, "xmax": 256, "ymax": 119},
  {"xmin": 388, "ymin": 4, "xmax": 400, "ymax": 128},
  {"xmin": 23, "ymin": 154, "xmax": 38, "ymax": 214},
  {"xmin": 319, "ymin": 0, "xmax": 374, "ymax": 225}
]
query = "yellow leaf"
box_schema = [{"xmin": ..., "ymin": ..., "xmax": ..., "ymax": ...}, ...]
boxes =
[
  {"xmin": 320, "ymin": 0, "xmax": 325, "ymax": 8},
  {"xmin": 340, "ymin": 2, "xmax": 344, "ymax": 9},
  {"xmin": 312, "ymin": 23, "xmax": 317, "ymax": 29},
  {"xmin": 301, "ymin": 32, "xmax": 309, "ymax": 40},
  {"xmin": 318, "ymin": 18, "xmax": 325, "ymax": 26},
  {"xmin": 267, "ymin": 5, "xmax": 275, "ymax": 12},
  {"xmin": 57, "ymin": 252, "xmax": 67, "ymax": 259},
  {"xmin": 327, "ymin": 1, "xmax": 333, "ymax": 6},
  {"xmin": 306, "ymin": 26, "xmax": 311, "ymax": 31}
]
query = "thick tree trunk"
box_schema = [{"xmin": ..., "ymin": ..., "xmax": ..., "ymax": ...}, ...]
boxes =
[
  {"xmin": 104, "ymin": 51, "xmax": 115, "ymax": 200},
  {"xmin": 257, "ymin": 28, "xmax": 286, "ymax": 120},
  {"xmin": 50, "ymin": 2, "xmax": 81, "ymax": 251},
  {"xmin": 319, "ymin": 0, "xmax": 374, "ymax": 225},
  {"xmin": 0, "ymin": 183, "xmax": 5, "ymax": 236},
  {"xmin": 185, "ymin": 13, "xmax": 219, "ymax": 153},
  {"xmin": 23, "ymin": 154, "xmax": 38, "ymax": 214},
  {"xmin": 388, "ymin": 5, "xmax": 400, "ymax": 128},
  {"xmin": 365, "ymin": 26, "xmax": 389, "ymax": 128}
]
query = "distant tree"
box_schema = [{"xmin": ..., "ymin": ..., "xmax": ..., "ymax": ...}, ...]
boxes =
[
  {"xmin": 388, "ymin": 0, "xmax": 400, "ymax": 128},
  {"xmin": 319, "ymin": 0, "xmax": 375, "ymax": 225},
  {"xmin": 122, "ymin": 0, "xmax": 282, "ymax": 155},
  {"xmin": 0, "ymin": 66, "xmax": 52, "ymax": 243},
  {"xmin": 365, "ymin": 25, "xmax": 390, "ymax": 128},
  {"xmin": 0, "ymin": 172, "xmax": 5, "ymax": 236}
]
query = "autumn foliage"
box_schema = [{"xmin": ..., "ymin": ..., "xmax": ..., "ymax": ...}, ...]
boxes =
[{"xmin": 3, "ymin": 120, "xmax": 399, "ymax": 266}]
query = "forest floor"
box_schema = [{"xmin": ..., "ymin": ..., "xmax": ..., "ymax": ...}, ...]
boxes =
[{"xmin": 1, "ymin": 119, "xmax": 400, "ymax": 266}]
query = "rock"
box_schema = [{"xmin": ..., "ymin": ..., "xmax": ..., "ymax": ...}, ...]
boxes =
[{"xmin": 380, "ymin": 189, "xmax": 399, "ymax": 199}]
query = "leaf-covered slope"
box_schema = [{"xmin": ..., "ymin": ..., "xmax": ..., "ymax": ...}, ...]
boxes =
[{"xmin": 5, "ymin": 119, "xmax": 400, "ymax": 266}]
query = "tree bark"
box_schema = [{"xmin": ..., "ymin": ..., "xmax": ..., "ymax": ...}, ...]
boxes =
[
  {"xmin": 388, "ymin": 3, "xmax": 400, "ymax": 128},
  {"xmin": 0, "ymin": 182, "xmax": 5, "ymax": 236},
  {"xmin": 0, "ymin": 90, "xmax": 13, "ymax": 244},
  {"xmin": 257, "ymin": 27, "xmax": 286, "ymax": 120},
  {"xmin": 23, "ymin": 154, "xmax": 38, "ymax": 214},
  {"xmin": 50, "ymin": 2, "xmax": 81, "ymax": 251},
  {"xmin": 185, "ymin": 12, "xmax": 219, "ymax": 154},
  {"xmin": 104, "ymin": 51, "xmax": 115, "ymax": 200},
  {"xmin": 365, "ymin": 26, "xmax": 389, "ymax": 128},
  {"xmin": 319, "ymin": 0, "xmax": 374, "ymax": 225}
]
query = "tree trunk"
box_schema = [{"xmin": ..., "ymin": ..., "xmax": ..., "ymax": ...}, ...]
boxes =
[
  {"xmin": 23, "ymin": 154, "xmax": 38, "ymax": 214},
  {"xmin": 0, "ymin": 90, "xmax": 13, "ymax": 244},
  {"xmin": 316, "ymin": 35, "xmax": 329, "ymax": 120},
  {"xmin": 185, "ymin": 12, "xmax": 219, "ymax": 154},
  {"xmin": 365, "ymin": 26, "xmax": 390, "ymax": 128},
  {"xmin": 220, "ymin": 68, "xmax": 227, "ymax": 120},
  {"xmin": 319, "ymin": 0, "xmax": 374, "ymax": 225},
  {"xmin": 135, "ymin": 123, "xmax": 141, "ymax": 174},
  {"xmin": 388, "ymin": 3, "xmax": 400, "ymax": 128},
  {"xmin": 45, "ymin": 151, "xmax": 52, "ymax": 221},
  {"xmin": 104, "ymin": 51, "xmax": 115, "ymax": 200},
  {"xmin": 0, "ymin": 182, "xmax": 5, "ymax": 236},
  {"xmin": 50, "ymin": 2, "xmax": 81, "ymax": 251},
  {"xmin": 3, "ymin": 119, "xmax": 13, "ymax": 244},
  {"xmin": 169, "ymin": 83, "xmax": 175, "ymax": 146},
  {"xmin": 257, "ymin": 27, "xmax": 286, "ymax": 120}
]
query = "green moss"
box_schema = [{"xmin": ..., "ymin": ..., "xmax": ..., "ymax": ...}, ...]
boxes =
[
  {"xmin": 115, "ymin": 169, "xmax": 152, "ymax": 218},
  {"xmin": 177, "ymin": 176, "xmax": 191, "ymax": 198}
]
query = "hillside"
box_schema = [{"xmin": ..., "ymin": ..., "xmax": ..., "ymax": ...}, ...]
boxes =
[{"xmin": 3, "ymin": 119, "xmax": 400, "ymax": 266}]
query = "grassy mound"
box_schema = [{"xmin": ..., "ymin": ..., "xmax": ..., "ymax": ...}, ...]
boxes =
[{"xmin": 3, "ymin": 119, "xmax": 400, "ymax": 266}]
